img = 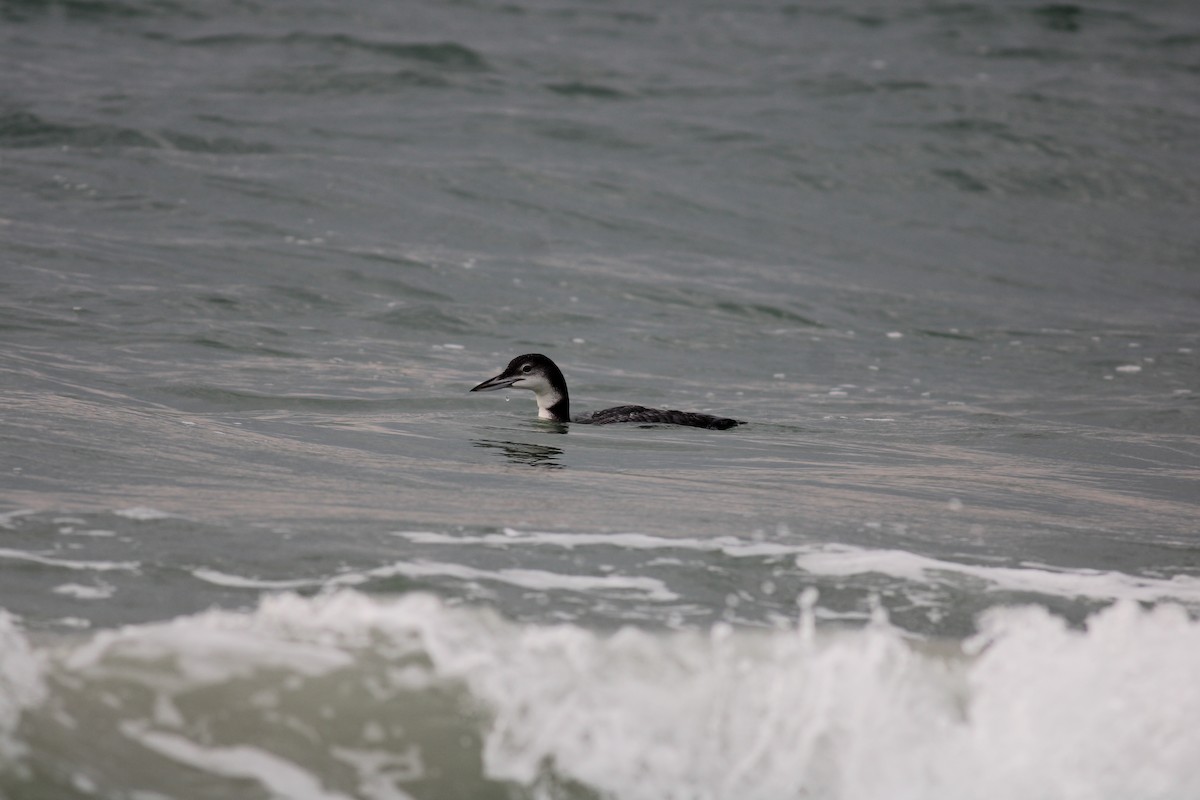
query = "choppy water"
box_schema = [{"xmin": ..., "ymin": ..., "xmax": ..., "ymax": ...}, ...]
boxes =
[{"xmin": 2, "ymin": 0, "xmax": 1199, "ymax": 798}]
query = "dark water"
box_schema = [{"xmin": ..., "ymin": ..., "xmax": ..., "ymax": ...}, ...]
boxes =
[{"xmin": 2, "ymin": 1, "xmax": 1199, "ymax": 798}]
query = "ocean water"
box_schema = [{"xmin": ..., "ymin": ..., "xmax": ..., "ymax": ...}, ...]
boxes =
[{"xmin": 2, "ymin": 0, "xmax": 1199, "ymax": 798}]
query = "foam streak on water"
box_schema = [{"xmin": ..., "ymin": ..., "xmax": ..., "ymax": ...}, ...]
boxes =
[{"xmin": 794, "ymin": 544, "xmax": 1200, "ymax": 605}]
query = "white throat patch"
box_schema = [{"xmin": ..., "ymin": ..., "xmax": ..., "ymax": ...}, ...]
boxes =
[{"xmin": 513, "ymin": 375, "xmax": 562, "ymax": 419}]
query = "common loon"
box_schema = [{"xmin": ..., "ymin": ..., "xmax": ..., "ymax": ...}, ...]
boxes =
[{"xmin": 470, "ymin": 353, "xmax": 740, "ymax": 430}]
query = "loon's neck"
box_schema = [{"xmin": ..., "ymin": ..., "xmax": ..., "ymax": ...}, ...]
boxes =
[{"xmin": 536, "ymin": 387, "xmax": 570, "ymax": 422}]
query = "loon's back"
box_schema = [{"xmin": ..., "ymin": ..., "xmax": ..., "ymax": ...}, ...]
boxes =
[{"xmin": 574, "ymin": 405, "xmax": 739, "ymax": 430}]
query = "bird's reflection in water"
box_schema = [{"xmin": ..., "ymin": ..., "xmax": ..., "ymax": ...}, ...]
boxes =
[{"xmin": 473, "ymin": 438, "xmax": 565, "ymax": 469}]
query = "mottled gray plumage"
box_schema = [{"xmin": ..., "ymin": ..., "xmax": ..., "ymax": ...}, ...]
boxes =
[{"xmin": 573, "ymin": 404, "xmax": 739, "ymax": 430}]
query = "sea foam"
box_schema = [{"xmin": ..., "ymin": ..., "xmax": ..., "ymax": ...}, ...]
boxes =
[{"xmin": 1, "ymin": 592, "xmax": 1197, "ymax": 799}]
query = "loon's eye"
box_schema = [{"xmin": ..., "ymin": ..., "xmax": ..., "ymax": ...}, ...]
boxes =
[{"xmin": 521, "ymin": 363, "xmax": 533, "ymax": 374}]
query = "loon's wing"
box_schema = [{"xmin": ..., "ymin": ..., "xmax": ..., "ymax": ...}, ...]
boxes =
[{"xmin": 574, "ymin": 405, "xmax": 739, "ymax": 430}]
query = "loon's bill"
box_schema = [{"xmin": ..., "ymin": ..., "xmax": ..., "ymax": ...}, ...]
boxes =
[{"xmin": 470, "ymin": 353, "xmax": 740, "ymax": 430}]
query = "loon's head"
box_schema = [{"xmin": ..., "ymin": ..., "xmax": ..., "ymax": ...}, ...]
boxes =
[{"xmin": 470, "ymin": 353, "xmax": 570, "ymax": 421}]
